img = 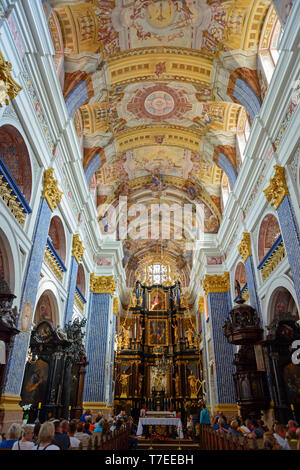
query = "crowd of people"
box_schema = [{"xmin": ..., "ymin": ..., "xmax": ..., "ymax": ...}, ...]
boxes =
[
  {"xmin": 0, "ymin": 408, "xmax": 137, "ymax": 451},
  {"xmin": 199, "ymin": 403, "xmax": 300, "ymax": 450}
]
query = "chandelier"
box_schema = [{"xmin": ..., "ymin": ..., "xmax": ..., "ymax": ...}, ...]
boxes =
[{"xmin": 155, "ymin": 353, "xmax": 172, "ymax": 374}]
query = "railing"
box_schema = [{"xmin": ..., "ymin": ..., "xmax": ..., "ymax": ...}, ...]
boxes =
[
  {"xmin": 84, "ymin": 424, "xmax": 130, "ymax": 451},
  {"xmin": 44, "ymin": 237, "xmax": 67, "ymax": 282},
  {"xmin": 257, "ymin": 234, "xmax": 285, "ymax": 281},
  {"xmin": 0, "ymin": 157, "xmax": 32, "ymax": 226},
  {"xmin": 199, "ymin": 424, "xmax": 257, "ymax": 450},
  {"xmin": 234, "ymin": 283, "xmax": 249, "ymax": 303},
  {"xmin": 74, "ymin": 286, "xmax": 87, "ymax": 312}
]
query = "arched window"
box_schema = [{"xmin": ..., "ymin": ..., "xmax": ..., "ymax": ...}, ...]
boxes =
[
  {"xmin": 148, "ymin": 264, "xmax": 167, "ymax": 285},
  {"xmin": 258, "ymin": 6, "xmax": 282, "ymax": 93},
  {"xmin": 34, "ymin": 290, "xmax": 59, "ymax": 326},
  {"xmin": 0, "ymin": 125, "xmax": 32, "ymax": 203},
  {"xmin": 236, "ymin": 107, "xmax": 251, "ymax": 165},
  {"xmin": 76, "ymin": 264, "xmax": 86, "ymax": 297},
  {"xmin": 48, "ymin": 216, "xmax": 66, "ymax": 264},
  {"xmin": 258, "ymin": 214, "xmax": 281, "ymax": 263},
  {"xmin": 221, "ymin": 173, "xmax": 230, "ymax": 211},
  {"xmin": 235, "ymin": 262, "xmax": 247, "ymax": 287}
]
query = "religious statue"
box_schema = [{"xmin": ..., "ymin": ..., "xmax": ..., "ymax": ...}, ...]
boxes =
[
  {"xmin": 185, "ymin": 328, "xmax": 195, "ymax": 349},
  {"xmin": 188, "ymin": 372, "xmax": 200, "ymax": 398},
  {"xmin": 171, "ymin": 319, "xmax": 179, "ymax": 343},
  {"xmin": 116, "ymin": 333, "xmax": 123, "ymax": 351},
  {"xmin": 138, "ymin": 374, "xmax": 144, "ymax": 395},
  {"xmin": 129, "ymin": 291, "xmax": 137, "ymax": 308},
  {"xmin": 120, "ymin": 372, "xmax": 131, "ymax": 398},
  {"xmin": 153, "ymin": 370, "xmax": 165, "ymax": 391},
  {"xmin": 121, "ymin": 326, "xmax": 130, "ymax": 349}
]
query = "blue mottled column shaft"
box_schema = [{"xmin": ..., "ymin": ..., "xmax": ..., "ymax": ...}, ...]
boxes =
[
  {"xmin": 108, "ymin": 313, "xmax": 116, "ymax": 405},
  {"xmin": 83, "ymin": 293, "xmax": 112, "ymax": 404},
  {"xmin": 277, "ymin": 195, "xmax": 300, "ymax": 306},
  {"xmin": 4, "ymin": 198, "xmax": 52, "ymax": 395},
  {"xmin": 244, "ymin": 255, "xmax": 262, "ymax": 317},
  {"xmin": 201, "ymin": 313, "xmax": 210, "ymax": 406},
  {"xmin": 64, "ymin": 257, "xmax": 79, "ymax": 324},
  {"xmin": 208, "ymin": 291, "xmax": 236, "ymax": 404}
]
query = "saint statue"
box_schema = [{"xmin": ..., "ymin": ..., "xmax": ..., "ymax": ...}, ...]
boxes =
[
  {"xmin": 185, "ymin": 328, "xmax": 195, "ymax": 348},
  {"xmin": 173, "ymin": 374, "xmax": 180, "ymax": 395},
  {"xmin": 120, "ymin": 372, "xmax": 131, "ymax": 398},
  {"xmin": 138, "ymin": 374, "xmax": 144, "ymax": 395},
  {"xmin": 188, "ymin": 372, "xmax": 200, "ymax": 398}
]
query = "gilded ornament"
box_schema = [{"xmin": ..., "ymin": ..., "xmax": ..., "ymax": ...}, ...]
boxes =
[
  {"xmin": 42, "ymin": 169, "xmax": 63, "ymax": 212},
  {"xmin": 264, "ymin": 165, "xmax": 289, "ymax": 210},
  {"xmin": 113, "ymin": 298, "xmax": 119, "ymax": 314},
  {"xmin": 238, "ymin": 233, "xmax": 252, "ymax": 262},
  {"xmin": 0, "ymin": 49, "xmax": 22, "ymax": 106},
  {"xmin": 202, "ymin": 272, "xmax": 230, "ymax": 295},
  {"xmin": 90, "ymin": 274, "xmax": 116, "ymax": 296},
  {"xmin": 72, "ymin": 234, "xmax": 85, "ymax": 264},
  {"xmin": 198, "ymin": 296, "xmax": 204, "ymax": 313}
]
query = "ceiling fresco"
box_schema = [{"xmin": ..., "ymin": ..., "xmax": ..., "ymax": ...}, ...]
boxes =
[{"xmin": 45, "ymin": 0, "xmax": 278, "ymax": 285}]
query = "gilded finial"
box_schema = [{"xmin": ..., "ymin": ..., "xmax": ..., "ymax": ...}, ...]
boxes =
[
  {"xmin": 238, "ymin": 233, "xmax": 252, "ymax": 262},
  {"xmin": 0, "ymin": 49, "xmax": 22, "ymax": 107}
]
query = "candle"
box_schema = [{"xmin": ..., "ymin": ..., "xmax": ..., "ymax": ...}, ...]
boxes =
[
  {"xmin": 291, "ymin": 404, "xmax": 294, "ymax": 411},
  {"xmin": 69, "ymin": 406, "xmax": 72, "ymax": 411},
  {"xmin": 38, "ymin": 402, "xmax": 42, "ymax": 409}
]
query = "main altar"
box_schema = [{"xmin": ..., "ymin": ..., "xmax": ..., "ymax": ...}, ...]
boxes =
[{"xmin": 114, "ymin": 265, "xmax": 203, "ymax": 421}]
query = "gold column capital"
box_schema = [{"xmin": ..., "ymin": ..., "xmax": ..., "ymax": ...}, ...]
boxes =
[
  {"xmin": 198, "ymin": 296, "xmax": 204, "ymax": 313},
  {"xmin": 202, "ymin": 272, "xmax": 230, "ymax": 296},
  {"xmin": 90, "ymin": 274, "xmax": 116, "ymax": 297},
  {"xmin": 264, "ymin": 165, "xmax": 289, "ymax": 210},
  {"xmin": 42, "ymin": 168, "xmax": 63, "ymax": 212},
  {"xmin": 0, "ymin": 49, "xmax": 22, "ymax": 106},
  {"xmin": 238, "ymin": 232, "xmax": 252, "ymax": 262},
  {"xmin": 72, "ymin": 234, "xmax": 85, "ymax": 264}
]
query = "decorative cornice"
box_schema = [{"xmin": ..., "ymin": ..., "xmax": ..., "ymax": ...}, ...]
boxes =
[
  {"xmin": 198, "ymin": 296, "xmax": 204, "ymax": 313},
  {"xmin": 72, "ymin": 234, "xmax": 85, "ymax": 264},
  {"xmin": 202, "ymin": 272, "xmax": 230, "ymax": 295},
  {"xmin": 42, "ymin": 169, "xmax": 63, "ymax": 212},
  {"xmin": 0, "ymin": 49, "xmax": 22, "ymax": 107},
  {"xmin": 90, "ymin": 274, "xmax": 116, "ymax": 296},
  {"xmin": 238, "ymin": 232, "xmax": 252, "ymax": 262},
  {"xmin": 264, "ymin": 165, "xmax": 289, "ymax": 210}
]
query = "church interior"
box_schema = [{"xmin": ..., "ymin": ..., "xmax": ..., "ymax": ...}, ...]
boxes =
[{"xmin": 0, "ymin": 0, "xmax": 300, "ymax": 452}]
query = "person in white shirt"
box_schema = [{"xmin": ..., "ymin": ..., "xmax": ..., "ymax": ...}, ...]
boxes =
[
  {"xmin": 32, "ymin": 421, "xmax": 60, "ymax": 450},
  {"xmin": 273, "ymin": 424, "xmax": 291, "ymax": 450},
  {"xmin": 12, "ymin": 425, "xmax": 35, "ymax": 450},
  {"xmin": 69, "ymin": 421, "xmax": 80, "ymax": 448}
]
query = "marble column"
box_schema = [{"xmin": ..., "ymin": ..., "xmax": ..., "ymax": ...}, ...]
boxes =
[
  {"xmin": 1, "ymin": 169, "xmax": 62, "ymax": 421},
  {"xmin": 202, "ymin": 273, "xmax": 237, "ymax": 415},
  {"xmin": 264, "ymin": 166, "xmax": 300, "ymax": 306},
  {"xmin": 83, "ymin": 275, "xmax": 116, "ymax": 412},
  {"xmin": 238, "ymin": 232, "xmax": 262, "ymax": 317},
  {"xmin": 64, "ymin": 235, "xmax": 85, "ymax": 324}
]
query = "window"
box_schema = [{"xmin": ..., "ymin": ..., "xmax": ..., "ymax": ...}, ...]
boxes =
[{"xmin": 148, "ymin": 264, "xmax": 167, "ymax": 284}]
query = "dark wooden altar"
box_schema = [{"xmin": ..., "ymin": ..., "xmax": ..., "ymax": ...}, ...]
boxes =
[
  {"xmin": 114, "ymin": 281, "xmax": 202, "ymax": 420},
  {"xmin": 20, "ymin": 318, "xmax": 88, "ymax": 423}
]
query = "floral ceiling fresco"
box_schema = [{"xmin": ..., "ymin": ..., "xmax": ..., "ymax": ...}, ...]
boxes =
[{"xmin": 45, "ymin": 0, "xmax": 285, "ymax": 285}]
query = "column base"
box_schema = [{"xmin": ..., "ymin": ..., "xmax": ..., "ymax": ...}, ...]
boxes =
[{"xmin": 0, "ymin": 394, "xmax": 23, "ymax": 433}]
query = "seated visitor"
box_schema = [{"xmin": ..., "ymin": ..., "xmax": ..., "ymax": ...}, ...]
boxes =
[
  {"xmin": 249, "ymin": 421, "xmax": 265, "ymax": 439},
  {"xmin": 108, "ymin": 418, "xmax": 116, "ymax": 431},
  {"xmin": 228, "ymin": 420, "xmax": 243, "ymax": 437},
  {"xmin": 101, "ymin": 420, "xmax": 111, "ymax": 438},
  {"xmin": 116, "ymin": 409, "xmax": 126, "ymax": 421},
  {"xmin": 33, "ymin": 422, "xmax": 60, "ymax": 450},
  {"xmin": 287, "ymin": 419, "xmax": 298, "ymax": 432},
  {"xmin": 216, "ymin": 418, "xmax": 229, "ymax": 434},
  {"xmin": 273, "ymin": 424, "xmax": 291, "ymax": 450},
  {"xmin": 263, "ymin": 432, "xmax": 279, "ymax": 450},
  {"xmin": 83, "ymin": 422, "xmax": 92, "ymax": 436},
  {"xmin": 75, "ymin": 422, "xmax": 91, "ymax": 450},
  {"xmin": 0, "ymin": 423, "xmax": 22, "ymax": 449},
  {"xmin": 68, "ymin": 421, "xmax": 80, "ymax": 449},
  {"xmin": 200, "ymin": 403, "xmax": 210, "ymax": 425},
  {"xmin": 93, "ymin": 420, "xmax": 102, "ymax": 433},
  {"xmin": 79, "ymin": 409, "xmax": 91, "ymax": 423},
  {"xmin": 12, "ymin": 424, "xmax": 34, "ymax": 450},
  {"xmin": 53, "ymin": 420, "xmax": 70, "ymax": 450}
]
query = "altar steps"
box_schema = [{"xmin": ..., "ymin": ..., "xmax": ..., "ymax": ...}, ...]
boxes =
[{"xmin": 137, "ymin": 438, "xmax": 201, "ymax": 451}]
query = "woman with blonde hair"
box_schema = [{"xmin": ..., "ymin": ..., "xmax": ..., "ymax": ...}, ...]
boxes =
[
  {"xmin": 33, "ymin": 421, "xmax": 60, "ymax": 450},
  {"xmin": 12, "ymin": 424, "xmax": 34, "ymax": 450},
  {"xmin": 0, "ymin": 423, "xmax": 22, "ymax": 449}
]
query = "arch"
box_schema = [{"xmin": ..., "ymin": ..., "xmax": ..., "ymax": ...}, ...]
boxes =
[
  {"xmin": 64, "ymin": 71, "xmax": 93, "ymax": 118},
  {"xmin": 76, "ymin": 264, "xmax": 86, "ymax": 297},
  {"xmin": 0, "ymin": 227, "xmax": 16, "ymax": 294},
  {"xmin": 235, "ymin": 262, "xmax": 247, "ymax": 287},
  {"xmin": 227, "ymin": 68, "xmax": 262, "ymax": 122},
  {"xmin": 0, "ymin": 124, "xmax": 32, "ymax": 203},
  {"xmin": 257, "ymin": 213, "xmax": 281, "ymax": 263},
  {"xmin": 34, "ymin": 289, "xmax": 59, "ymax": 327},
  {"xmin": 48, "ymin": 216, "xmax": 66, "ymax": 264},
  {"xmin": 264, "ymin": 276, "xmax": 299, "ymax": 327},
  {"xmin": 217, "ymin": 152, "xmax": 237, "ymax": 190},
  {"xmin": 220, "ymin": 173, "xmax": 230, "ymax": 211}
]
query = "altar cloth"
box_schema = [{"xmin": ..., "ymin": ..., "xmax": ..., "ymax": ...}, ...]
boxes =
[{"xmin": 137, "ymin": 417, "xmax": 184, "ymax": 438}]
